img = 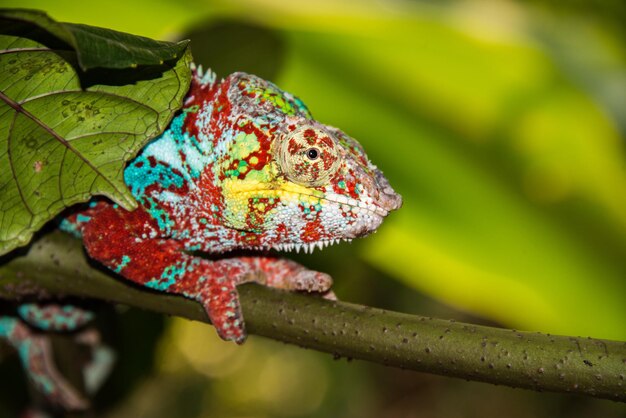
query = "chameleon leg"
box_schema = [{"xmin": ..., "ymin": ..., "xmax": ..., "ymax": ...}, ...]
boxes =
[
  {"xmin": 81, "ymin": 204, "xmax": 334, "ymax": 343},
  {"xmin": 240, "ymin": 256, "xmax": 333, "ymax": 293},
  {"xmin": 0, "ymin": 316, "xmax": 89, "ymax": 410}
]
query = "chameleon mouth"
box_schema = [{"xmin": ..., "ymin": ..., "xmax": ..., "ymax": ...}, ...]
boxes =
[
  {"xmin": 232, "ymin": 189, "xmax": 390, "ymax": 218},
  {"xmin": 326, "ymin": 194, "xmax": 389, "ymax": 217},
  {"xmin": 244, "ymin": 238, "xmax": 352, "ymax": 254},
  {"xmin": 245, "ymin": 238, "xmax": 353, "ymax": 254},
  {"xmin": 270, "ymin": 238, "xmax": 353, "ymax": 254}
]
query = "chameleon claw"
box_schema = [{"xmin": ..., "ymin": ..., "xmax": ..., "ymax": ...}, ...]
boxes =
[
  {"xmin": 197, "ymin": 281, "xmax": 247, "ymax": 344},
  {"xmin": 211, "ymin": 312, "xmax": 247, "ymax": 344},
  {"xmin": 291, "ymin": 270, "xmax": 333, "ymax": 293},
  {"xmin": 322, "ymin": 290, "xmax": 338, "ymax": 301}
]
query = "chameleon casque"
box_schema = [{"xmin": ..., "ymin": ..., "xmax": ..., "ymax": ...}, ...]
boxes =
[{"xmin": 0, "ymin": 66, "xmax": 402, "ymax": 409}]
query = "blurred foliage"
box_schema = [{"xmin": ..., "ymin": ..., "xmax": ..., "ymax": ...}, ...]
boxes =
[{"xmin": 0, "ymin": 0, "xmax": 625, "ymax": 416}]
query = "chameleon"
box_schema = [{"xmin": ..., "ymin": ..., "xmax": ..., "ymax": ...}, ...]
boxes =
[{"xmin": 0, "ymin": 65, "xmax": 402, "ymax": 410}]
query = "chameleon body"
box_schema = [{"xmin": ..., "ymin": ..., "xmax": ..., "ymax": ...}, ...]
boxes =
[{"xmin": 0, "ymin": 67, "xmax": 401, "ymax": 409}]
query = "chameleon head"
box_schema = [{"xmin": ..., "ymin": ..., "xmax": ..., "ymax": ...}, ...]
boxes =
[{"xmin": 198, "ymin": 72, "xmax": 402, "ymax": 252}]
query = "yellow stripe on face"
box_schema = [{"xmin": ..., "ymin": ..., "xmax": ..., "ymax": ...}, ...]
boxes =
[{"xmin": 221, "ymin": 176, "xmax": 327, "ymax": 230}]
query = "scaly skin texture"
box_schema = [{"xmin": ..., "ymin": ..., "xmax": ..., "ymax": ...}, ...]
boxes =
[
  {"xmin": 1, "ymin": 67, "xmax": 401, "ymax": 410},
  {"xmin": 63, "ymin": 67, "xmax": 401, "ymax": 342}
]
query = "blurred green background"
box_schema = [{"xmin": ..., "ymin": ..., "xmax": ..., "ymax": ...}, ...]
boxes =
[{"xmin": 1, "ymin": 0, "xmax": 625, "ymax": 416}]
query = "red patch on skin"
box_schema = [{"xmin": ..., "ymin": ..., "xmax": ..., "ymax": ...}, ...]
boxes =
[
  {"xmin": 275, "ymin": 223, "xmax": 289, "ymax": 241},
  {"xmin": 184, "ymin": 72, "xmax": 222, "ymax": 138},
  {"xmin": 301, "ymin": 220, "xmax": 324, "ymax": 242},
  {"xmin": 332, "ymin": 174, "xmax": 360, "ymax": 200},
  {"xmin": 303, "ymin": 129, "xmax": 317, "ymax": 145},
  {"xmin": 319, "ymin": 135, "xmax": 333, "ymax": 148},
  {"xmin": 246, "ymin": 197, "xmax": 280, "ymax": 228},
  {"xmin": 178, "ymin": 149, "xmax": 187, "ymax": 165},
  {"xmin": 323, "ymin": 153, "xmax": 337, "ymax": 170},
  {"xmin": 206, "ymin": 79, "xmax": 234, "ymax": 146},
  {"xmin": 82, "ymin": 204, "xmax": 180, "ymax": 282},
  {"xmin": 184, "ymin": 110, "xmax": 200, "ymax": 138},
  {"xmin": 255, "ymin": 198, "xmax": 280, "ymax": 214},
  {"xmin": 193, "ymin": 165, "xmax": 225, "ymax": 226},
  {"xmin": 288, "ymin": 138, "xmax": 300, "ymax": 154},
  {"xmin": 237, "ymin": 120, "xmax": 272, "ymax": 174}
]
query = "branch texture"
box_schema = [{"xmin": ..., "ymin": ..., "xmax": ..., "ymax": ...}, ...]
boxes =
[{"xmin": 0, "ymin": 232, "xmax": 625, "ymax": 402}]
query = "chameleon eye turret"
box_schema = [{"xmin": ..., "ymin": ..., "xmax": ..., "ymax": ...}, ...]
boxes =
[{"xmin": 276, "ymin": 125, "xmax": 341, "ymax": 187}]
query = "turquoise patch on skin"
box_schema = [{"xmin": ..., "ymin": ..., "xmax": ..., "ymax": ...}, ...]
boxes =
[
  {"xmin": 129, "ymin": 113, "xmax": 213, "ymax": 185},
  {"xmin": 58, "ymin": 218, "xmax": 82, "ymax": 238},
  {"xmin": 146, "ymin": 262, "xmax": 187, "ymax": 291},
  {"xmin": 77, "ymin": 214, "xmax": 91, "ymax": 223},
  {"xmin": 114, "ymin": 255, "xmax": 131, "ymax": 273},
  {"xmin": 58, "ymin": 214, "xmax": 91, "ymax": 238},
  {"xmin": 15, "ymin": 339, "xmax": 55, "ymax": 395},
  {"xmin": 17, "ymin": 304, "xmax": 94, "ymax": 331},
  {"xmin": 145, "ymin": 198, "xmax": 174, "ymax": 233},
  {"xmin": 0, "ymin": 317, "xmax": 16, "ymax": 337},
  {"xmin": 145, "ymin": 276, "xmax": 176, "ymax": 291},
  {"xmin": 124, "ymin": 157, "xmax": 185, "ymax": 201}
]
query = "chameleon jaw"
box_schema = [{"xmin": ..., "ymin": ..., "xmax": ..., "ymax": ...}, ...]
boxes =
[
  {"xmin": 272, "ymin": 238, "xmax": 353, "ymax": 254},
  {"xmin": 246, "ymin": 237, "xmax": 354, "ymax": 254}
]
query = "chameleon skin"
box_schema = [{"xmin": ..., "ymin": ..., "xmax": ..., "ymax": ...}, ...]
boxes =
[
  {"xmin": 1, "ymin": 66, "xmax": 401, "ymax": 409},
  {"xmin": 63, "ymin": 66, "xmax": 401, "ymax": 343},
  {"xmin": 17, "ymin": 303, "xmax": 95, "ymax": 331}
]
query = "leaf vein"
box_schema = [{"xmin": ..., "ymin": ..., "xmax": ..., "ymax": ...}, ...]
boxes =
[
  {"xmin": 5, "ymin": 111, "xmax": 34, "ymax": 216},
  {"xmin": 0, "ymin": 90, "xmax": 123, "ymax": 201}
]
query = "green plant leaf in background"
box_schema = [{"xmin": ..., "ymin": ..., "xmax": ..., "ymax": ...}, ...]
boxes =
[
  {"xmin": 0, "ymin": 8, "xmax": 189, "ymax": 69},
  {"xmin": 0, "ymin": 11, "xmax": 192, "ymax": 255}
]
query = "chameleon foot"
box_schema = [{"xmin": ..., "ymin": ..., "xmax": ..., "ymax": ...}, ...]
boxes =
[
  {"xmin": 192, "ymin": 257, "xmax": 334, "ymax": 344},
  {"xmin": 290, "ymin": 270, "xmax": 333, "ymax": 293}
]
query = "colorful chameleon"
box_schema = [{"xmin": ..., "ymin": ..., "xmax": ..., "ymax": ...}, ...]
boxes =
[{"xmin": 0, "ymin": 66, "xmax": 402, "ymax": 410}]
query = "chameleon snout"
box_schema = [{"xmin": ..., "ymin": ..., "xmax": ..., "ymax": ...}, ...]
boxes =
[{"xmin": 374, "ymin": 169, "xmax": 402, "ymax": 213}]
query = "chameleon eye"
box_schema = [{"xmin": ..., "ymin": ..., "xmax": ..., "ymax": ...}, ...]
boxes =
[
  {"xmin": 306, "ymin": 147, "xmax": 320, "ymax": 160},
  {"xmin": 277, "ymin": 126, "xmax": 340, "ymax": 187}
]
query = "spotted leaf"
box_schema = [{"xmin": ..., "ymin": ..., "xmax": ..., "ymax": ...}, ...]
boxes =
[{"xmin": 0, "ymin": 25, "xmax": 191, "ymax": 255}]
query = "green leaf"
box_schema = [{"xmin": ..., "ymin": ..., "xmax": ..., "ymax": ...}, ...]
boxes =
[
  {"xmin": 0, "ymin": 8, "xmax": 189, "ymax": 70},
  {"xmin": 0, "ymin": 30, "xmax": 192, "ymax": 255}
]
